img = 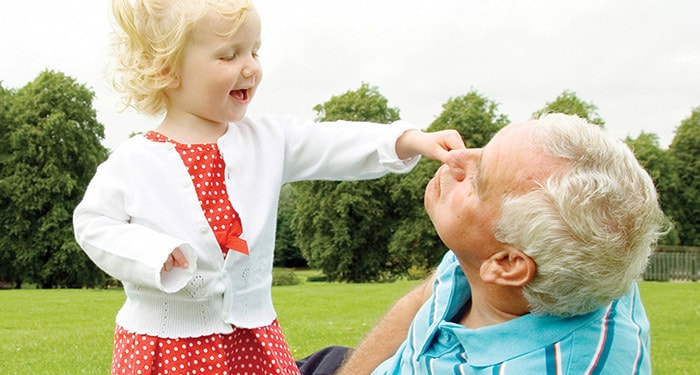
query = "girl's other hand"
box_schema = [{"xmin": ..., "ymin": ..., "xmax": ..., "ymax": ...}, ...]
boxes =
[{"xmin": 163, "ymin": 247, "xmax": 189, "ymax": 272}]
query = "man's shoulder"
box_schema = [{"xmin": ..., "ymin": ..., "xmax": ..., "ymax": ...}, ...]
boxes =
[{"xmin": 558, "ymin": 285, "xmax": 651, "ymax": 373}]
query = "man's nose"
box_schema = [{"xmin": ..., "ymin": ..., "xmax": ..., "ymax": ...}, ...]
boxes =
[{"xmin": 443, "ymin": 149, "xmax": 481, "ymax": 182}]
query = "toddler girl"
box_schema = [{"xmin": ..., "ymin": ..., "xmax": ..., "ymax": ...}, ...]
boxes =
[{"xmin": 74, "ymin": 0, "xmax": 464, "ymax": 374}]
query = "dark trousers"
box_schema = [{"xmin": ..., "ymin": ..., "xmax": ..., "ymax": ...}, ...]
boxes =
[{"xmin": 296, "ymin": 346, "xmax": 351, "ymax": 375}]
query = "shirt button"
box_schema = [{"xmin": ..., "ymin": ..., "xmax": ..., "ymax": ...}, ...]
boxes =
[{"xmin": 199, "ymin": 226, "xmax": 208, "ymax": 234}]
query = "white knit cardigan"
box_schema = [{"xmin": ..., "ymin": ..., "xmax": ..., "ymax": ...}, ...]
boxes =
[{"xmin": 74, "ymin": 114, "xmax": 419, "ymax": 338}]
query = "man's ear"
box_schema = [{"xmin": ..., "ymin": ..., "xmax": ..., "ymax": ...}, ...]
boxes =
[{"xmin": 480, "ymin": 246, "xmax": 536, "ymax": 287}]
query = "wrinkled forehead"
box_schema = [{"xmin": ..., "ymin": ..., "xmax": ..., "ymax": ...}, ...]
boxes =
[
  {"xmin": 490, "ymin": 120, "xmax": 537, "ymax": 143},
  {"xmin": 482, "ymin": 121, "xmax": 567, "ymax": 198}
]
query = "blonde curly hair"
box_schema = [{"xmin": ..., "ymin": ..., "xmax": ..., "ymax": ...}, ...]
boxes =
[{"xmin": 110, "ymin": 0, "xmax": 252, "ymax": 115}]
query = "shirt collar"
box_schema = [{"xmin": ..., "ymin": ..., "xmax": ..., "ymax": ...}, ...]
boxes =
[
  {"xmin": 451, "ymin": 308, "xmax": 605, "ymax": 366},
  {"xmin": 415, "ymin": 251, "xmax": 608, "ymax": 366}
]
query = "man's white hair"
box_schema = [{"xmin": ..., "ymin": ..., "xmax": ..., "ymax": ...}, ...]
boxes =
[{"xmin": 494, "ymin": 113, "xmax": 667, "ymax": 316}]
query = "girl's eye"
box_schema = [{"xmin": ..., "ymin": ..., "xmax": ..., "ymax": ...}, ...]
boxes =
[{"xmin": 220, "ymin": 51, "xmax": 258, "ymax": 61}]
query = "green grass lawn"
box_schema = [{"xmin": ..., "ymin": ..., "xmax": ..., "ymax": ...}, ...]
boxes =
[
  {"xmin": 0, "ymin": 289, "xmax": 121, "ymax": 374},
  {"xmin": 0, "ymin": 280, "xmax": 697, "ymax": 374},
  {"xmin": 638, "ymin": 282, "xmax": 700, "ymax": 375}
]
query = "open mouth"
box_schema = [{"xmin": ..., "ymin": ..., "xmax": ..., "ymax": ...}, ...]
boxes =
[{"xmin": 230, "ymin": 88, "xmax": 249, "ymax": 103}]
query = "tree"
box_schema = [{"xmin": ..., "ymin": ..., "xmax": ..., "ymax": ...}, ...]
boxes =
[
  {"xmin": 431, "ymin": 91, "xmax": 510, "ymax": 147},
  {"xmin": 668, "ymin": 107, "xmax": 700, "ymax": 245},
  {"xmin": 291, "ymin": 83, "xmax": 402, "ymax": 282},
  {"xmin": 533, "ymin": 90, "xmax": 605, "ymax": 126},
  {"xmin": 625, "ymin": 132, "xmax": 681, "ymax": 245},
  {"xmin": 274, "ymin": 184, "xmax": 306, "ymax": 268},
  {"xmin": 0, "ymin": 82, "xmax": 13, "ymax": 167},
  {"xmin": 0, "ymin": 82, "xmax": 11, "ymax": 140},
  {"xmin": 0, "ymin": 82, "xmax": 12, "ymax": 178},
  {"xmin": 312, "ymin": 82, "xmax": 401, "ymax": 122},
  {"xmin": 0, "ymin": 70, "xmax": 109, "ymax": 288},
  {"xmin": 387, "ymin": 90, "xmax": 509, "ymax": 272},
  {"xmin": 0, "ymin": 82, "xmax": 18, "ymax": 287}
]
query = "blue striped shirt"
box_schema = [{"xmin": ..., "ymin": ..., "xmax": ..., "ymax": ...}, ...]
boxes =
[{"xmin": 372, "ymin": 252, "xmax": 651, "ymax": 374}]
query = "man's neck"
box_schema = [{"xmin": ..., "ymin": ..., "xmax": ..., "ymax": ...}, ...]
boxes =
[{"xmin": 458, "ymin": 272, "xmax": 530, "ymax": 329}]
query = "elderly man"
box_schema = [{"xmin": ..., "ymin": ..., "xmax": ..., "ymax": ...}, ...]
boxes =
[{"xmin": 298, "ymin": 114, "xmax": 667, "ymax": 374}]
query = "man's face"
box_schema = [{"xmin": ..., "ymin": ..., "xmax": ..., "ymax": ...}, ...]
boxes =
[{"xmin": 424, "ymin": 121, "xmax": 557, "ymax": 263}]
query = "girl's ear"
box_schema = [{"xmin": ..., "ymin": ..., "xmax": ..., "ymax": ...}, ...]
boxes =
[
  {"xmin": 166, "ymin": 75, "xmax": 180, "ymax": 89},
  {"xmin": 161, "ymin": 67, "xmax": 180, "ymax": 89},
  {"xmin": 480, "ymin": 246, "xmax": 536, "ymax": 287},
  {"xmin": 167, "ymin": 77, "xmax": 180, "ymax": 89}
]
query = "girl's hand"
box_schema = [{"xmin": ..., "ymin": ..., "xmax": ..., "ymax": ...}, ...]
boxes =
[
  {"xmin": 396, "ymin": 129, "xmax": 466, "ymax": 163},
  {"xmin": 162, "ymin": 247, "xmax": 189, "ymax": 272}
]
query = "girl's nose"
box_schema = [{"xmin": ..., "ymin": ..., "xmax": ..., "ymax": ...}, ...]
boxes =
[{"xmin": 242, "ymin": 56, "xmax": 261, "ymax": 79}]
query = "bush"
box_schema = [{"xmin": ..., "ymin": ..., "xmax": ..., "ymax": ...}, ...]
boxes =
[
  {"xmin": 272, "ymin": 268, "xmax": 301, "ymax": 286},
  {"xmin": 406, "ymin": 265, "xmax": 432, "ymax": 280},
  {"xmin": 306, "ymin": 275, "xmax": 328, "ymax": 282}
]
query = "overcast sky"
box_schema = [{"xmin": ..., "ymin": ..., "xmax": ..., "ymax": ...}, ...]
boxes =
[{"xmin": 1, "ymin": 0, "xmax": 698, "ymax": 150}]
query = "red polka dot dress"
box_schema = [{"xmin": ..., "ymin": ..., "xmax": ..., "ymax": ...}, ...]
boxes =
[{"xmin": 109, "ymin": 131, "xmax": 300, "ymax": 375}]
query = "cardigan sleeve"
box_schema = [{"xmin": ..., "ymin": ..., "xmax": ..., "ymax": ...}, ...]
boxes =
[
  {"xmin": 271, "ymin": 116, "xmax": 421, "ymax": 183},
  {"xmin": 73, "ymin": 148, "xmax": 197, "ymax": 293}
]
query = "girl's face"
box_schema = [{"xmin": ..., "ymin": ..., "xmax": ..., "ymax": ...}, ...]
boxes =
[{"xmin": 164, "ymin": 7, "xmax": 262, "ymax": 129}]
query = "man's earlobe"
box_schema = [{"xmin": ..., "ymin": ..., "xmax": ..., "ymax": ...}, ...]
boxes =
[{"xmin": 480, "ymin": 246, "xmax": 536, "ymax": 287}]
